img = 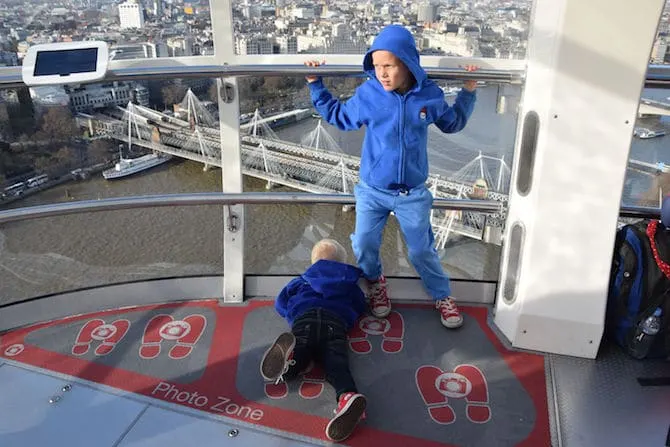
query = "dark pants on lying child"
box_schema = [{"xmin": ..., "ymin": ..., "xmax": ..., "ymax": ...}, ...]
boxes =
[{"xmin": 285, "ymin": 308, "xmax": 357, "ymax": 400}]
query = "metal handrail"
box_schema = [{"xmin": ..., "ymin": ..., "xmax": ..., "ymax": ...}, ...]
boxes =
[
  {"xmin": 0, "ymin": 192, "xmax": 503, "ymax": 225},
  {"xmin": 2, "ymin": 62, "xmax": 669, "ymax": 89},
  {"xmin": 0, "ymin": 193, "xmax": 658, "ymax": 224},
  {"xmin": 645, "ymin": 64, "xmax": 670, "ymax": 89},
  {"xmin": 619, "ymin": 205, "xmax": 661, "ymax": 219},
  {"xmin": 0, "ymin": 64, "xmax": 523, "ymax": 89}
]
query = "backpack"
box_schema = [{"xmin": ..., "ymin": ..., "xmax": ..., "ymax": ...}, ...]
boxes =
[{"xmin": 606, "ymin": 219, "xmax": 670, "ymax": 359}]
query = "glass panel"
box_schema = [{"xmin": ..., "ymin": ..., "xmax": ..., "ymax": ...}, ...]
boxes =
[
  {"xmin": 0, "ymin": 206, "xmax": 224, "ymax": 305},
  {"xmin": 245, "ymin": 203, "xmax": 499, "ymax": 281},
  {"xmin": 233, "ymin": 2, "xmax": 530, "ymax": 58},
  {"xmin": 651, "ymin": 1, "xmax": 670, "ymax": 65},
  {"xmin": 0, "ymin": 78, "xmax": 222, "ymax": 209},
  {"xmin": 0, "ymin": 1, "xmax": 213, "ymax": 61},
  {"xmin": 242, "ymin": 75, "xmax": 519, "ymax": 280},
  {"xmin": 0, "ymin": 77, "xmax": 225, "ymax": 303},
  {"xmin": 625, "ymin": 0, "xmax": 670, "ymax": 207},
  {"xmin": 627, "ymin": 86, "xmax": 670, "ymax": 207}
]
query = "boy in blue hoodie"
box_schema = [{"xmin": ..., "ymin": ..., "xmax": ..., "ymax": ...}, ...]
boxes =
[
  {"xmin": 261, "ymin": 238, "xmax": 367, "ymax": 442},
  {"xmin": 305, "ymin": 25, "xmax": 478, "ymax": 328}
]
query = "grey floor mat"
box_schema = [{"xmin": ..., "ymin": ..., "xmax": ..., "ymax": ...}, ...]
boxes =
[
  {"xmin": 24, "ymin": 307, "xmax": 215, "ymax": 384},
  {"xmin": 237, "ymin": 305, "xmax": 549, "ymax": 446}
]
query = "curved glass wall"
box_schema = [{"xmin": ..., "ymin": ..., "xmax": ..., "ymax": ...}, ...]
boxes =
[
  {"xmin": 0, "ymin": 0, "xmax": 529, "ymax": 302},
  {"xmin": 239, "ymin": 75, "xmax": 519, "ymax": 279},
  {"xmin": 625, "ymin": 1, "xmax": 670, "ymax": 207},
  {"xmin": 0, "ymin": 206, "xmax": 224, "ymax": 305}
]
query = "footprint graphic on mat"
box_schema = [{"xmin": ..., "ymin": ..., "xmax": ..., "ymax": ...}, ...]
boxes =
[
  {"xmin": 139, "ymin": 314, "xmax": 207, "ymax": 360},
  {"xmin": 415, "ymin": 364, "xmax": 491, "ymax": 424},
  {"xmin": 348, "ymin": 311, "xmax": 404, "ymax": 354},
  {"xmin": 263, "ymin": 362, "xmax": 326, "ymax": 400},
  {"xmin": 72, "ymin": 319, "xmax": 130, "ymax": 356}
]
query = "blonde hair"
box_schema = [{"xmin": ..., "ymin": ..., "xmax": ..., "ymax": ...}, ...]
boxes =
[{"xmin": 311, "ymin": 239, "xmax": 347, "ymax": 264}]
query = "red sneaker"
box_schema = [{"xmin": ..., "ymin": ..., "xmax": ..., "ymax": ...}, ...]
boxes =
[
  {"xmin": 435, "ymin": 297, "xmax": 463, "ymax": 329},
  {"xmin": 367, "ymin": 275, "xmax": 391, "ymax": 318},
  {"xmin": 326, "ymin": 392, "xmax": 367, "ymax": 442}
]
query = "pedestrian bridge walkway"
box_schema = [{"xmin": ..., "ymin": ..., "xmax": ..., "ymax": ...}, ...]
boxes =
[{"xmin": 77, "ymin": 90, "xmax": 512, "ymax": 247}]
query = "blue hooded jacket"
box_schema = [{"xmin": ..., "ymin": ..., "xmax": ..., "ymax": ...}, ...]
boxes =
[
  {"xmin": 308, "ymin": 25, "xmax": 476, "ymax": 190},
  {"xmin": 275, "ymin": 259, "xmax": 367, "ymax": 329}
]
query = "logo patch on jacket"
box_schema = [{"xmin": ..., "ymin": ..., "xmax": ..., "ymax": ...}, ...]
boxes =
[{"xmin": 419, "ymin": 107, "xmax": 427, "ymax": 120}]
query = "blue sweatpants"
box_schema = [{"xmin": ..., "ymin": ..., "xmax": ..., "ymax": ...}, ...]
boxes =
[{"xmin": 350, "ymin": 181, "xmax": 451, "ymax": 300}]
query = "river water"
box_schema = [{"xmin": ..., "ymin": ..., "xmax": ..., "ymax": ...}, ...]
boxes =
[{"xmin": 1, "ymin": 86, "xmax": 668, "ymax": 303}]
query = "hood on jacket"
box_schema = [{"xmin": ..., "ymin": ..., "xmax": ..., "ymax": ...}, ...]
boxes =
[
  {"xmin": 301, "ymin": 260, "xmax": 362, "ymax": 298},
  {"xmin": 363, "ymin": 25, "xmax": 427, "ymax": 88}
]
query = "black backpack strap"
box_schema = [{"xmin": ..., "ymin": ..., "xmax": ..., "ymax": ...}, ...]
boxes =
[
  {"xmin": 637, "ymin": 377, "xmax": 670, "ymax": 386},
  {"xmin": 607, "ymin": 225, "xmax": 634, "ymax": 326}
]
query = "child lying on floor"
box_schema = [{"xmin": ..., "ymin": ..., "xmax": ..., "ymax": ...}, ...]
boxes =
[{"xmin": 260, "ymin": 238, "xmax": 367, "ymax": 442}]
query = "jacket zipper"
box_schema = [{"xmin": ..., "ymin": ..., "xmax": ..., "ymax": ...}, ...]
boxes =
[{"xmin": 398, "ymin": 94, "xmax": 405, "ymax": 186}]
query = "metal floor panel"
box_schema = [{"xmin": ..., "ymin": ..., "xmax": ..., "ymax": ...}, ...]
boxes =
[
  {"xmin": 0, "ymin": 363, "xmax": 147, "ymax": 447},
  {"xmin": 0, "ymin": 360, "xmax": 324, "ymax": 447},
  {"xmin": 118, "ymin": 405, "xmax": 318, "ymax": 447},
  {"xmin": 551, "ymin": 344, "xmax": 670, "ymax": 447}
]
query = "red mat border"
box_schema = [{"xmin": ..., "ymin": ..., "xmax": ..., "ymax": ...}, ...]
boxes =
[{"xmin": 0, "ymin": 300, "xmax": 550, "ymax": 447}]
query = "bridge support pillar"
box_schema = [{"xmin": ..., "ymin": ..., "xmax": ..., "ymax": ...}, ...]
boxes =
[
  {"xmin": 493, "ymin": 0, "xmax": 665, "ymax": 358},
  {"xmin": 265, "ymin": 181, "xmax": 275, "ymax": 190},
  {"xmin": 203, "ymin": 163, "xmax": 210, "ymax": 172}
]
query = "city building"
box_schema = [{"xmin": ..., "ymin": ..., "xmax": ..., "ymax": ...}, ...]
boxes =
[
  {"xmin": 66, "ymin": 82, "xmax": 150, "ymax": 112},
  {"xmin": 153, "ymin": 0, "xmax": 162, "ymax": 17},
  {"xmin": 110, "ymin": 43, "xmax": 163, "ymax": 60},
  {"xmin": 0, "ymin": 51, "xmax": 18, "ymax": 67},
  {"xmin": 276, "ymin": 35, "xmax": 298, "ymax": 54},
  {"xmin": 652, "ymin": 38, "xmax": 668, "ymax": 63},
  {"xmin": 292, "ymin": 5, "xmax": 315, "ymax": 19},
  {"xmin": 236, "ymin": 35, "xmax": 274, "ymax": 55},
  {"xmin": 418, "ymin": 2, "xmax": 438, "ymax": 23},
  {"xmin": 119, "ymin": 0, "xmax": 144, "ymax": 29},
  {"xmin": 167, "ymin": 37, "xmax": 194, "ymax": 57}
]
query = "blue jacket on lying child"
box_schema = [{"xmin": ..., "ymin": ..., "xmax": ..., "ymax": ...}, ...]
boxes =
[
  {"xmin": 274, "ymin": 258, "xmax": 367, "ymax": 330},
  {"xmin": 261, "ymin": 238, "xmax": 368, "ymax": 443}
]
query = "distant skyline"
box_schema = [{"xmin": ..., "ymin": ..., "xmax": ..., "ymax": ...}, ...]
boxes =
[{"xmin": 0, "ymin": 0, "xmax": 666, "ymax": 63}]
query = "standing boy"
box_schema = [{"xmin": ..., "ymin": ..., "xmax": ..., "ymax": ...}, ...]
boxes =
[{"xmin": 306, "ymin": 25, "xmax": 478, "ymax": 328}]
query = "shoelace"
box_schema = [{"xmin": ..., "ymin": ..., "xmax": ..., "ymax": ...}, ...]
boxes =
[
  {"xmin": 437, "ymin": 299, "xmax": 457, "ymax": 314},
  {"xmin": 370, "ymin": 283, "xmax": 388, "ymax": 306},
  {"xmin": 274, "ymin": 358, "xmax": 296, "ymax": 385}
]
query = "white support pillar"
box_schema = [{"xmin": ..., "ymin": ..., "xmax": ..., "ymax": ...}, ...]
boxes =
[
  {"xmin": 213, "ymin": 0, "xmax": 244, "ymax": 303},
  {"xmin": 315, "ymin": 121, "xmax": 321, "ymax": 150},
  {"xmin": 127, "ymin": 104, "xmax": 132, "ymax": 152},
  {"xmin": 478, "ymin": 151, "xmax": 484, "ymax": 179},
  {"xmin": 252, "ymin": 109, "xmax": 259, "ymax": 137},
  {"xmin": 496, "ymin": 156, "xmax": 505, "ymax": 193},
  {"xmin": 186, "ymin": 90, "xmax": 192, "ymax": 126},
  {"xmin": 340, "ymin": 157, "xmax": 347, "ymax": 194},
  {"xmin": 494, "ymin": 0, "xmax": 665, "ymax": 357},
  {"xmin": 261, "ymin": 142, "xmax": 269, "ymax": 173}
]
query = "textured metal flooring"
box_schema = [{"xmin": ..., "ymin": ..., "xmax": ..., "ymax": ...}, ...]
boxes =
[{"xmin": 550, "ymin": 343, "xmax": 670, "ymax": 447}]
